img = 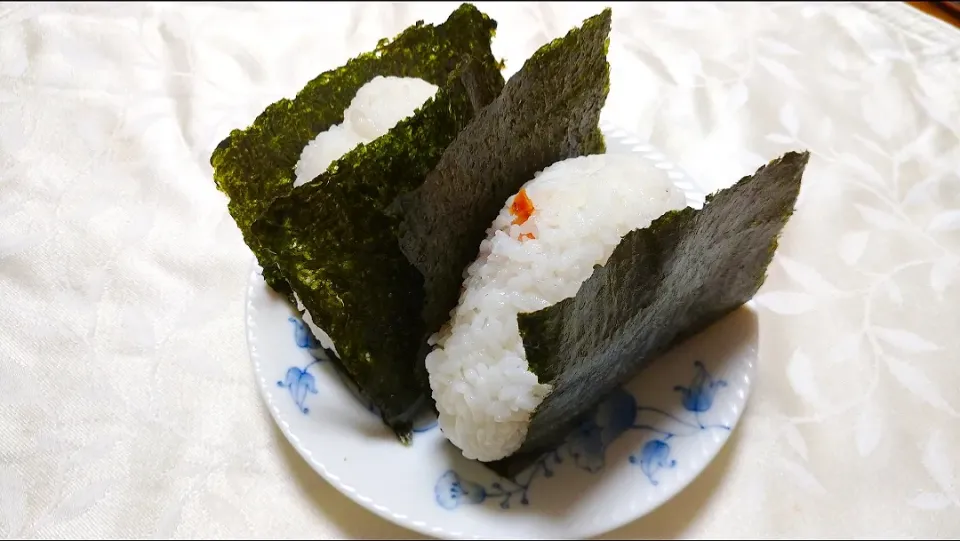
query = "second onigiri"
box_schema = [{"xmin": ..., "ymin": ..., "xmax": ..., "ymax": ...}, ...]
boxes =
[{"xmin": 425, "ymin": 153, "xmax": 688, "ymax": 462}]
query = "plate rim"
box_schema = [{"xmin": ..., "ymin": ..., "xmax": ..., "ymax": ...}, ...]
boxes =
[{"xmin": 246, "ymin": 122, "xmax": 754, "ymax": 540}]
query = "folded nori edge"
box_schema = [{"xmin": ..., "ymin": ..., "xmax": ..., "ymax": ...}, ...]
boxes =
[
  {"xmin": 251, "ymin": 56, "xmax": 505, "ymax": 440},
  {"xmin": 395, "ymin": 9, "xmax": 613, "ymax": 390},
  {"xmin": 488, "ymin": 151, "xmax": 811, "ymax": 477},
  {"xmin": 209, "ymin": 3, "xmax": 502, "ymax": 294}
]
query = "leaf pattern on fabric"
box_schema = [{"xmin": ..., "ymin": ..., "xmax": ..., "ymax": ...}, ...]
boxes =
[{"xmin": 0, "ymin": 1, "xmax": 958, "ymax": 538}]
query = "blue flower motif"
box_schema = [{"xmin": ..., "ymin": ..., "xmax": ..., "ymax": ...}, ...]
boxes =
[
  {"xmin": 674, "ymin": 360, "xmax": 727, "ymax": 413},
  {"xmin": 435, "ymin": 471, "xmax": 487, "ymax": 509},
  {"xmin": 277, "ymin": 363, "xmax": 319, "ymax": 414},
  {"xmin": 277, "ymin": 316, "xmax": 326, "ymax": 414},
  {"xmin": 435, "ymin": 451, "xmax": 563, "ymax": 510},
  {"xmin": 596, "ymin": 388, "xmax": 640, "ymax": 443},
  {"xmin": 567, "ymin": 420, "xmax": 604, "ymax": 473},
  {"xmin": 627, "ymin": 361, "xmax": 729, "ymax": 482},
  {"xmin": 287, "ymin": 316, "xmax": 321, "ymax": 350},
  {"xmin": 568, "ymin": 388, "xmax": 637, "ymax": 473},
  {"xmin": 629, "ymin": 439, "xmax": 677, "ymax": 486}
]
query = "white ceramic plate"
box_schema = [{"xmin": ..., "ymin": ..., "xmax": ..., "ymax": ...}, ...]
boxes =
[{"xmin": 246, "ymin": 123, "xmax": 758, "ymax": 540}]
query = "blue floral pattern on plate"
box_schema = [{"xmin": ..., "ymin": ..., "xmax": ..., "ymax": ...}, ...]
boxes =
[
  {"xmin": 276, "ymin": 314, "xmax": 731, "ymax": 509},
  {"xmin": 277, "ymin": 316, "xmax": 439, "ymax": 432},
  {"xmin": 275, "ymin": 317, "xmax": 326, "ymax": 413},
  {"xmin": 434, "ymin": 360, "xmax": 730, "ymax": 510}
]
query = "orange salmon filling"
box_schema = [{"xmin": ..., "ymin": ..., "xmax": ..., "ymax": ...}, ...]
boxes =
[{"xmin": 510, "ymin": 188, "xmax": 535, "ymax": 226}]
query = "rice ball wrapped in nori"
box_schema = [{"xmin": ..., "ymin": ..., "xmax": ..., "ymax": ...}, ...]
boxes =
[
  {"xmin": 209, "ymin": 3, "xmax": 504, "ymax": 295},
  {"xmin": 284, "ymin": 74, "xmax": 445, "ymax": 352},
  {"xmin": 251, "ymin": 56, "xmax": 505, "ymax": 440},
  {"xmin": 426, "ymin": 153, "xmax": 688, "ymax": 462},
  {"xmin": 424, "ymin": 150, "xmax": 810, "ymax": 476}
]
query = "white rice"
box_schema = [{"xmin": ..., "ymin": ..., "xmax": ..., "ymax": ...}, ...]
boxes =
[
  {"xmin": 425, "ymin": 153, "xmax": 688, "ymax": 462},
  {"xmin": 293, "ymin": 76, "xmax": 438, "ymax": 187}
]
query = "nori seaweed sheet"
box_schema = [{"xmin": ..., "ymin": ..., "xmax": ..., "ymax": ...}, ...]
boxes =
[
  {"xmin": 251, "ymin": 56, "xmax": 505, "ymax": 440},
  {"xmin": 394, "ymin": 9, "xmax": 613, "ymax": 386},
  {"xmin": 488, "ymin": 151, "xmax": 811, "ymax": 477},
  {"xmin": 208, "ymin": 3, "xmax": 502, "ymax": 294}
]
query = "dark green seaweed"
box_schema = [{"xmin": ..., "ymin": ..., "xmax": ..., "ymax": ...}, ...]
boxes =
[
  {"xmin": 395, "ymin": 9, "xmax": 613, "ymax": 388},
  {"xmin": 209, "ymin": 3, "xmax": 502, "ymax": 293},
  {"xmin": 251, "ymin": 56, "xmax": 505, "ymax": 440},
  {"xmin": 488, "ymin": 151, "xmax": 811, "ymax": 477}
]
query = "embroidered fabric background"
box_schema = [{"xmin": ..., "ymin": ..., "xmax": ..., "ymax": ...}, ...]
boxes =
[{"xmin": 1, "ymin": 2, "xmax": 958, "ymax": 538}]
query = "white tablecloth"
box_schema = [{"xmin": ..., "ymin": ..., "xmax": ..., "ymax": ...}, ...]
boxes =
[{"xmin": 2, "ymin": 1, "xmax": 959, "ymax": 538}]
